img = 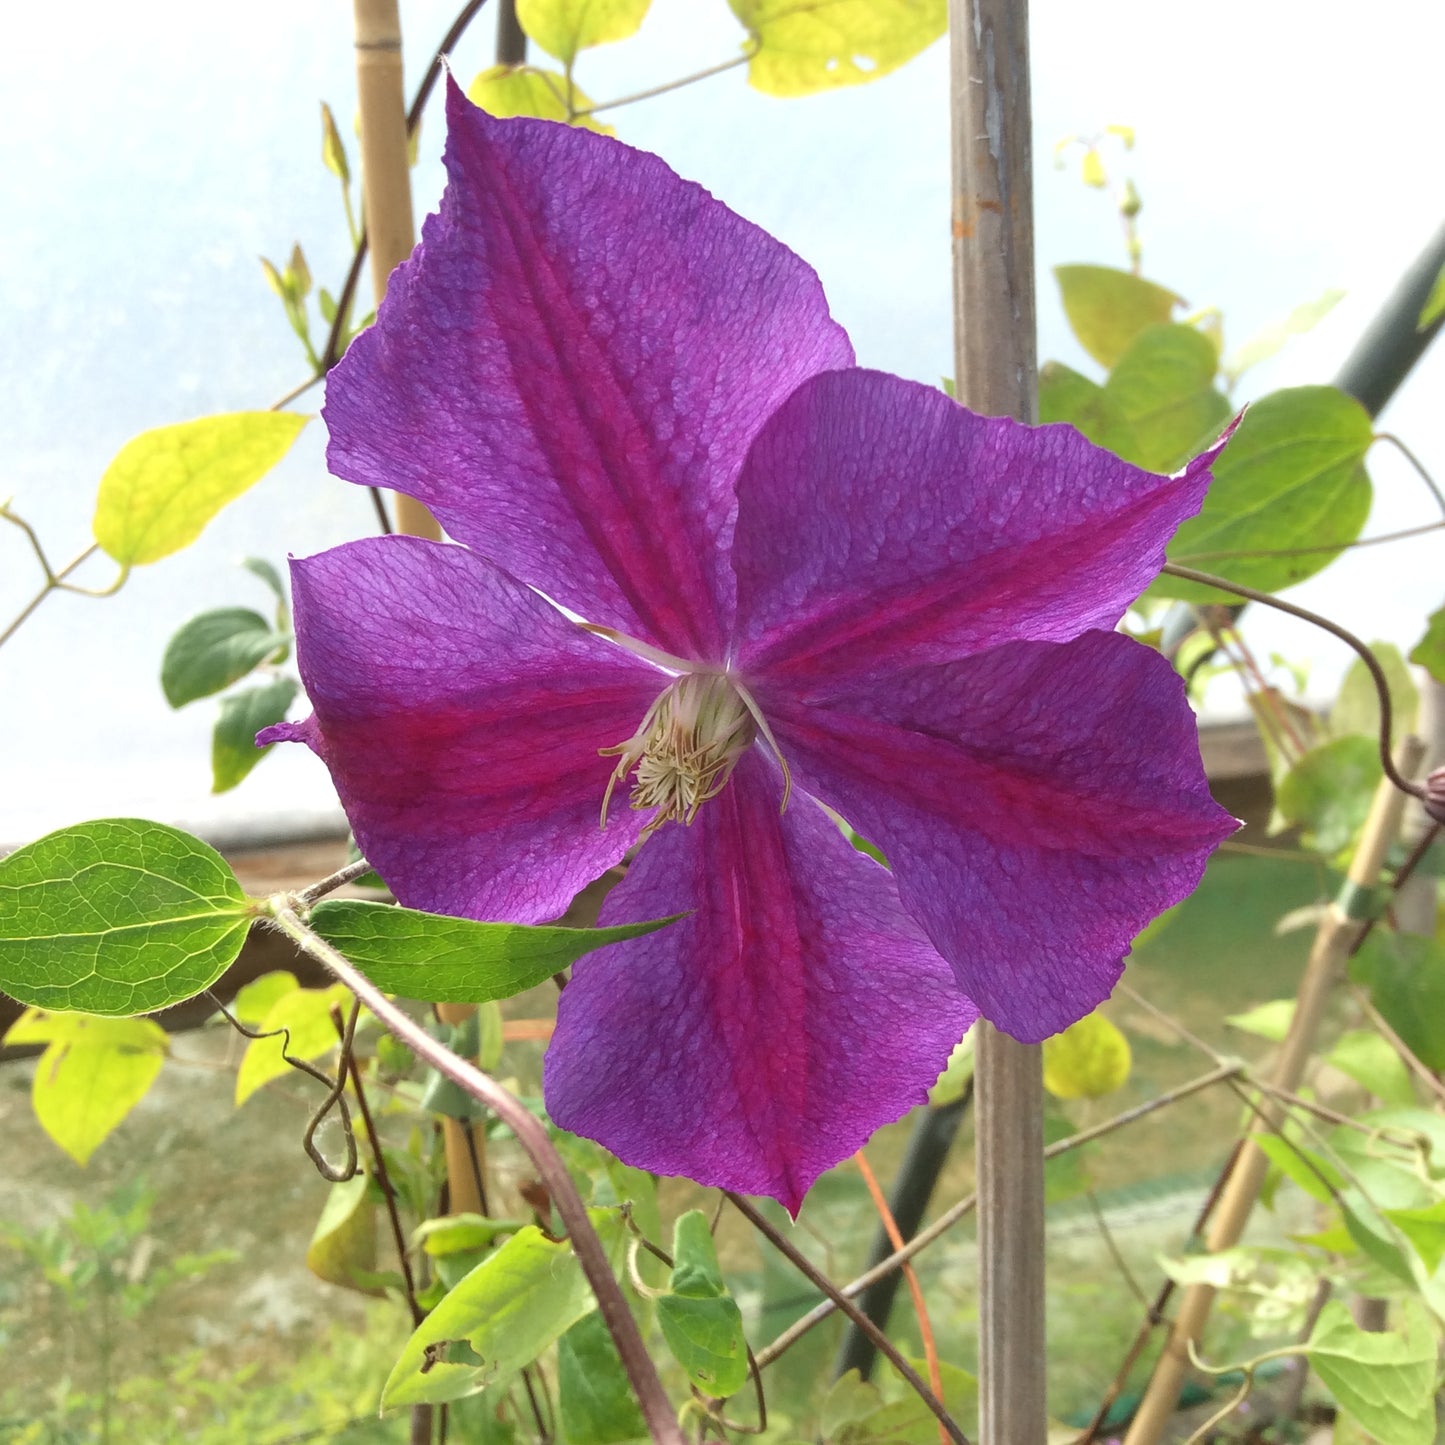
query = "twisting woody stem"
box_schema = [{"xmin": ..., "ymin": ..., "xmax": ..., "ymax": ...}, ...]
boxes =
[{"xmin": 265, "ymin": 900, "xmax": 684, "ymax": 1445}]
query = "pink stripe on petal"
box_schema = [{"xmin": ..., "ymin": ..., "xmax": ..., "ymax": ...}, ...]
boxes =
[
  {"xmin": 281, "ymin": 536, "xmax": 666, "ymax": 923},
  {"xmin": 733, "ymin": 369, "xmax": 1222, "ymax": 688},
  {"xmin": 325, "ymin": 80, "xmax": 853, "ymax": 660},
  {"xmin": 544, "ymin": 751, "xmax": 975, "ymax": 1213},
  {"xmin": 760, "ymin": 631, "xmax": 1238, "ymax": 1042}
]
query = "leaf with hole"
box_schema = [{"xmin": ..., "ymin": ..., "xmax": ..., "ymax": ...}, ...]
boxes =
[
  {"xmin": 731, "ymin": 0, "xmax": 946, "ymax": 96},
  {"xmin": 92, "ymin": 412, "xmax": 309, "ymax": 566},
  {"xmin": 308, "ymin": 899, "xmax": 678, "ymax": 1003},
  {"xmin": 0, "ymin": 820, "xmax": 253, "ymax": 1015},
  {"xmin": 1307, "ymin": 1298, "xmax": 1436, "ymax": 1445}
]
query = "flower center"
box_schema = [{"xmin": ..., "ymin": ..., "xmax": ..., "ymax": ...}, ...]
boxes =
[{"xmin": 601, "ymin": 672, "xmax": 758, "ymax": 834}]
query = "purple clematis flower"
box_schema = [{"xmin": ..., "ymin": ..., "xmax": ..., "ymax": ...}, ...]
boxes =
[{"xmin": 263, "ymin": 81, "xmax": 1237, "ymax": 1212}]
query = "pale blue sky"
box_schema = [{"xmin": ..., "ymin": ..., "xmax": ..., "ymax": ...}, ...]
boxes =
[{"xmin": 2, "ymin": 0, "xmax": 1441, "ymax": 843}]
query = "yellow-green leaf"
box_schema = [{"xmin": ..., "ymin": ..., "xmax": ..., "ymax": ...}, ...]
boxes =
[
  {"xmin": 1054, "ymin": 264, "xmax": 1183, "ymax": 369},
  {"xmin": 8, "ymin": 1012, "xmax": 168, "ymax": 1166},
  {"xmin": 235, "ymin": 982, "xmax": 350, "ymax": 1105},
  {"xmin": 307, "ymin": 1171, "xmax": 381, "ymax": 1294},
  {"xmin": 1225, "ymin": 998, "xmax": 1296, "ymax": 1041},
  {"xmin": 466, "ymin": 65, "xmax": 614, "ymax": 134},
  {"xmin": 230, "ymin": 970, "xmax": 298, "ymax": 1025},
  {"xmin": 515, "ymin": 0, "xmax": 650, "ymax": 65},
  {"xmin": 93, "ymin": 412, "xmax": 310, "ymax": 566},
  {"xmin": 1041, "ymin": 1011, "xmax": 1131, "ymax": 1099},
  {"xmin": 732, "ymin": 0, "xmax": 946, "ymax": 97},
  {"xmin": 1308, "ymin": 1298, "xmax": 1436, "ymax": 1445}
]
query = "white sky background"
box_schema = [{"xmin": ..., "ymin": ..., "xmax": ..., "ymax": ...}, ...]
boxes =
[{"xmin": 1, "ymin": 0, "xmax": 1441, "ymax": 846}]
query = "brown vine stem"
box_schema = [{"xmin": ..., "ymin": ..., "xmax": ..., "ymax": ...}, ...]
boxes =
[
  {"xmin": 571, "ymin": 51, "xmax": 753, "ymax": 118},
  {"xmin": 724, "ymin": 1193, "xmax": 970, "ymax": 1445},
  {"xmin": 751, "ymin": 1061, "xmax": 1241, "ymax": 1373},
  {"xmin": 1175, "ymin": 516, "xmax": 1445, "ymax": 563},
  {"xmin": 1160, "ymin": 562, "xmax": 1427, "ymax": 804},
  {"xmin": 266, "ymin": 901, "xmax": 683, "ymax": 1445}
]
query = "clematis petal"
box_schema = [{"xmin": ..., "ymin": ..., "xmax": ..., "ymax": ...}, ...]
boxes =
[
  {"xmin": 263, "ymin": 536, "xmax": 667, "ymax": 922},
  {"xmin": 544, "ymin": 751, "xmax": 975, "ymax": 1213},
  {"xmin": 324, "ymin": 80, "xmax": 854, "ymax": 662},
  {"xmin": 732, "ymin": 368, "xmax": 1225, "ymax": 687},
  {"xmin": 756, "ymin": 630, "xmax": 1237, "ymax": 1042}
]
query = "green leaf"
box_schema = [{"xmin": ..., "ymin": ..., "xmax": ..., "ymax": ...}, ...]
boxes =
[
  {"xmin": 1419, "ymin": 260, "xmax": 1445, "ymax": 331},
  {"xmin": 928, "ymin": 1027, "xmax": 976, "ymax": 1107},
  {"xmin": 1275, "ymin": 735, "xmax": 1381, "ymax": 859},
  {"xmin": 241, "ymin": 556, "xmax": 287, "ymax": 602},
  {"xmin": 1308, "ymin": 1298, "xmax": 1436, "ymax": 1445},
  {"xmin": 415, "ymin": 1213, "xmax": 527, "ymax": 1257},
  {"xmin": 1041, "ymin": 1011, "xmax": 1131, "ymax": 1099},
  {"xmin": 212, "ymin": 677, "xmax": 298, "ymax": 793},
  {"xmin": 557, "ymin": 1312, "xmax": 647, "ymax": 1444},
  {"xmin": 1053, "ymin": 265, "xmax": 1183, "ymax": 368},
  {"xmin": 515, "ymin": 0, "xmax": 649, "ymax": 63},
  {"xmin": 1037, "ymin": 361, "xmax": 1140, "ymax": 457},
  {"xmin": 1152, "ymin": 386, "xmax": 1373, "ymax": 600},
  {"xmin": 1350, "ymin": 934, "xmax": 1445, "ymax": 1072},
  {"xmin": 1326, "ymin": 1029, "xmax": 1415, "ymax": 1107},
  {"xmin": 1253, "ymin": 1135, "xmax": 1344, "ymax": 1204},
  {"xmin": 320, "ymin": 101, "xmax": 350, "ymax": 184},
  {"xmin": 1225, "ymin": 998, "xmax": 1296, "ymax": 1041},
  {"xmin": 308, "ymin": 899, "xmax": 678, "ymax": 1003},
  {"xmin": 1329, "ymin": 643, "xmax": 1418, "ymax": 748},
  {"xmin": 466, "ymin": 65, "xmax": 615, "ymax": 134},
  {"xmin": 5, "ymin": 1011, "xmax": 167, "ymax": 1165},
  {"xmin": 92, "ymin": 412, "xmax": 309, "ymax": 566},
  {"xmin": 1408, "ymin": 606, "xmax": 1445, "ymax": 684},
  {"xmin": 1224, "ymin": 289, "xmax": 1344, "ymax": 384},
  {"xmin": 0, "ymin": 820, "xmax": 252, "ymax": 1015},
  {"xmin": 731, "ymin": 0, "xmax": 946, "ymax": 97},
  {"xmin": 230, "ymin": 969, "xmax": 298, "ymax": 1024},
  {"xmin": 656, "ymin": 1210, "xmax": 748, "ymax": 1397},
  {"xmin": 1102, "ymin": 324, "xmax": 1231, "ymax": 471},
  {"xmin": 1383, "ymin": 1200, "xmax": 1445, "ymax": 1275},
  {"xmin": 307, "ymin": 1171, "xmax": 381, "ymax": 1294},
  {"xmin": 383, "ymin": 1215, "xmax": 622, "ymax": 1407},
  {"xmin": 234, "ymin": 982, "xmax": 351, "ymax": 1105},
  {"xmin": 160, "ymin": 608, "xmax": 289, "ymax": 708}
]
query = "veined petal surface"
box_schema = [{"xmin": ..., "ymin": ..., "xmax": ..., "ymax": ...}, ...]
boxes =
[
  {"xmin": 545, "ymin": 752, "xmax": 975, "ymax": 1212},
  {"xmin": 758, "ymin": 630, "xmax": 1237, "ymax": 1042},
  {"xmin": 269, "ymin": 536, "xmax": 665, "ymax": 923},
  {"xmin": 732, "ymin": 368, "xmax": 1222, "ymax": 687},
  {"xmin": 325, "ymin": 80, "xmax": 854, "ymax": 661}
]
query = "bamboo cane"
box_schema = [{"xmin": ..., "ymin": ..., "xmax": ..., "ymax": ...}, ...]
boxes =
[
  {"xmin": 1122, "ymin": 736, "xmax": 1427, "ymax": 1445},
  {"xmin": 946, "ymin": 2, "xmax": 1044, "ymax": 1441}
]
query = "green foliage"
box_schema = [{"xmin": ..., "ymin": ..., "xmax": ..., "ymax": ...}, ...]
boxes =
[
  {"xmin": 467, "ymin": 65, "xmax": 615, "ymax": 133},
  {"xmin": 731, "ymin": 0, "xmax": 946, "ymax": 96},
  {"xmin": 160, "ymin": 607, "xmax": 290, "ymax": 708},
  {"xmin": 1225, "ymin": 998, "xmax": 1295, "ymax": 1041},
  {"xmin": 212, "ymin": 675, "xmax": 298, "ymax": 791},
  {"xmin": 307, "ymin": 1171, "xmax": 382, "ymax": 1295},
  {"xmin": 1419, "ymin": 260, "xmax": 1445, "ymax": 331},
  {"xmin": 1307, "ymin": 1299, "xmax": 1437, "ymax": 1445},
  {"xmin": 656, "ymin": 1210, "xmax": 748, "ymax": 1397},
  {"xmin": 233, "ymin": 978, "xmax": 351, "ymax": 1104},
  {"xmin": 516, "ymin": 0, "xmax": 650, "ymax": 65},
  {"xmin": 1040, "ymin": 1010, "xmax": 1131, "ymax": 1099},
  {"xmin": 1223, "ymin": 288, "xmax": 1343, "ymax": 385},
  {"xmin": 4, "ymin": 1010, "xmax": 168, "ymax": 1165},
  {"xmin": 1350, "ymin": 934, "xmax": 1445, "ymax": 1072},
  {"xmin": 91, "ymin": 412, "xmax": 309, "ymax": 566},
  {"xmin": 382, "ymin": 1213, "xmax": 623, "ymax": 1407},
  {"xmin": 1329, "ymin": 643, "xmax": 1418, "ymax": 749},
  {"xmin": 0, "ymin": 819, "xmax": 252, "ymax": 1015},
  {"xmin": 557, "ymin": 1311, "xmax": 647, "ymax": 1444},
  {"xmin": 1037, "ymin": 361, "xmax": 1138, "ymax": 456},
  {"xmin": 1326, "ymin": 1029, "xmax": 1416, "ymax": 1108},
  {"xmin": 308, "ymin": 898, "xmax": 678, "ymax": 1003},
  {"xmin": 1102, "ymin": 323, "xmax": 1231, "ymax": 471},
  {"xmin": 819, "ymin": 1361, "xmax": 978, "ymax": 1444},
  {"xmin": 1275, "ymin": 734, "xmax": 1381, "ymax": 859},
  {"xmin": 1053, "ymin": 264, "xmax": 1182, "ymax": 368},
  {"xmin": 1408, "ymin": 605, "xmax": 1445, "ymax": 684},
  {"xmin": 1153, "ymin": 386, "xmax": 1373, "ymax": 600}
]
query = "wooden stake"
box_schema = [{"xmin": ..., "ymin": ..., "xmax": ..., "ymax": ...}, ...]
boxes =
[
  {"xmin": 947, "ymin": 3, "xmax": 1043, "ymax": 1441},
  {"xmin": 352, "ymin": 0, "xmax": 441, "ymax": 542},
  {"xmin": 1122, "ymin": 737, "xmax": 1427, "ymax": 1445}
]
